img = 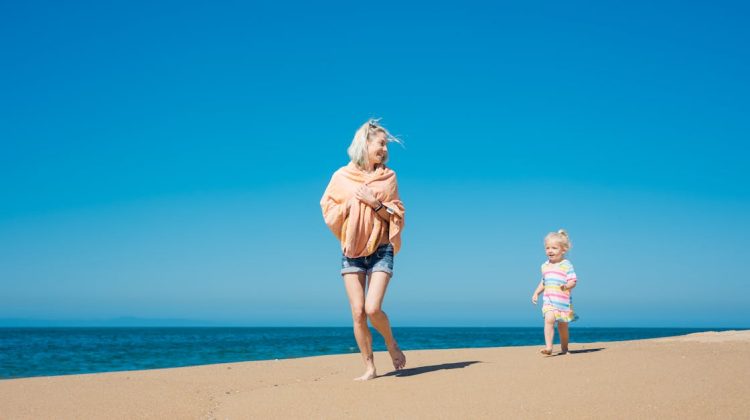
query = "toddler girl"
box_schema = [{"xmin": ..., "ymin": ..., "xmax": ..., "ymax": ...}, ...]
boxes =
[{"xmin": 531, "ymin": 229, "xmax": 578, "ymax": 355}]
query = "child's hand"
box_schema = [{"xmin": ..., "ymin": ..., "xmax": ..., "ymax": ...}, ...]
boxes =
[{"xmin": 531, "ymin": 294, "xmax": 538, "ymax": 304}]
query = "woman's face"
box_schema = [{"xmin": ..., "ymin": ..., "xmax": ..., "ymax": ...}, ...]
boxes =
[{"xmin": 367, "ymin": 131, "xmax": 388, "ymax": 167}]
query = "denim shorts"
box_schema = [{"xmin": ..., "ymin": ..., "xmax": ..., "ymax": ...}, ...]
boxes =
[{"xmin": 341, "ymin": 243, "xmax": 394, "ymax": 275}]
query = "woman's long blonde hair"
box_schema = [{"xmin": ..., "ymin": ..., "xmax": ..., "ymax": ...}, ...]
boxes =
[{"xmin": 347, "ymin": 118, "xmax": 402, "ymax": 170}]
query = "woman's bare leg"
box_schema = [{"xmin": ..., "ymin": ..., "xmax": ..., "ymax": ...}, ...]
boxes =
[
  {"xmin": 343, "ymin": 273, "xmax": 376, "ymax": 380},
  {"xmin": 365, "ymin": 271, "xmax": 406, "ymax": 370},
  {"xmin": 558, "ymin": 321, "xmax": 570, "ymax": 354}
]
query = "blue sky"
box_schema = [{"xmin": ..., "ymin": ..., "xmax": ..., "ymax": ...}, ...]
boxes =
[{"xmin": 1, "ymin": 0, "xmax": 748, "ymax": 327}]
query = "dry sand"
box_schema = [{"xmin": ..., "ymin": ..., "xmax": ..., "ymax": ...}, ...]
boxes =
[{"xmin": 1, "ymin": 330, "xmax": 749, "ymax": 419}]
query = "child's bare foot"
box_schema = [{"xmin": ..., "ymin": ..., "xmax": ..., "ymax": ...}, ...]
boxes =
[
  {"xmin": 354, "ymin": 368, "xmax": 377, "ymax": 381},
  {"xmin": 539, "ymin": 348, "xmax": 553, "ymax": 356},
  {"xmin": 388, "ymin": 344, "xmax": 406, "ymax": 370},
  {"xmin": 560, "ymin": 348, "xmax": 569, "ymax": 355}
]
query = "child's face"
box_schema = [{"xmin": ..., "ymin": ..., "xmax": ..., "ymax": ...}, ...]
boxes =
[{"xmin": 545, "ymin": 240, "xmax": 565, "ymax": 263}]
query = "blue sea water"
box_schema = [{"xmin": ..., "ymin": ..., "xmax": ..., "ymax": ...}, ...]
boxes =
[{"xmin": 0, "ymin": 327, "xmax": 739, "ymax": 379}]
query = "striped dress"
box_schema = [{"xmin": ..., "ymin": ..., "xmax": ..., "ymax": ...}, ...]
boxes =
[{"xmin": 541, "ymin": 259, "xmax": 579, "ymax": 323}]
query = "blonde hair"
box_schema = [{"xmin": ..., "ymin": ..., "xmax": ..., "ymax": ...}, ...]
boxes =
[
  {"xmin": 347, "ymin": 118, "xmax": 402, "ymax": 170},
  {"xmin": 545, "ymin": 229, "xmax": 572, "ymax": 252}
]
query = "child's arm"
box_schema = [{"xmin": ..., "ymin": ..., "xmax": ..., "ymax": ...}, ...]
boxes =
[
  {"xmin": 561, "ymin": 263, "xmax": 578, "ymax": 292},
  {"xmin": 531, "ymin": 280, "xmax": 544, "ymax": 304},
  {"xmin": 561, "ymin": 279, "xmax": 577, "ymax": 291}
]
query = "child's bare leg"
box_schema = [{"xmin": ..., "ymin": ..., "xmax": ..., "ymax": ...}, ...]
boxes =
[
  {"xmin": 543, "ymin": 312, "xmax": 555, "ymax": 354},
  {"xmin": 365, "ymin": 272, "xmax": 406, "ymax": 370},
  {"xmin": 558, "ymin": 322, "xmax": 569, "ymax": 354},
  {"xmin": 343, "ymin": 273, "xmax": 377, "ymax": 380}
]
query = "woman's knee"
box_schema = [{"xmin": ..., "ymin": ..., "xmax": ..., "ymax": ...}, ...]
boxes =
[
  {"xmin": 364, "ymin": 304, "xmax": 383, "ymax": 318},
  {"xmin": 351, "ymin": 307, "xmax": 367, "ymax": 324}
]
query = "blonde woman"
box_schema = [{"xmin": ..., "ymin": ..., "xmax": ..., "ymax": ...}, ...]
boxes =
[{"xmin": 321, "ymin": 119, "xmax": 406, "ymax": 380}]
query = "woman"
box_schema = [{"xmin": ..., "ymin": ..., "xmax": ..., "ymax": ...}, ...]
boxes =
[{"xmin": 320, "ymin": 119, "xmax": 407, "ymax": 380}]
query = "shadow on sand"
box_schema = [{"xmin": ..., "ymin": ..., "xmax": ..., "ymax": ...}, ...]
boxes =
[
  {"xmin": 568, "ymin": 347, "xmax": 605, "ymax": 354},
  {"xmin": 382, "ymin": 361, "xmax": 481, "ymax": 378},
  {"xmin": 381, "ymin": 348, "xmax": 605, "ymax": 377},
  {"xmin": 542, "ymin": 347, "xmax": 606, "ymax": 357},
  {"xmin": 545, "ymin": 347, "xmax": 606, "ymax": 357}
]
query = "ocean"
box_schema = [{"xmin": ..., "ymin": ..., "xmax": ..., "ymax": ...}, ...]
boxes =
[{"xmin": 0, "ymin": 327, "xmax": 738, "ymax": 379}]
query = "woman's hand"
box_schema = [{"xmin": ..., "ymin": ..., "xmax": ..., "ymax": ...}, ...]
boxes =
[{"xmin": 355, "ymin": 185, "xmax": 380, "ymax": 208}]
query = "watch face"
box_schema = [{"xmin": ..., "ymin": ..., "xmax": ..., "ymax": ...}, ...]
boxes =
[{"xmin": 386, "ymin": 207, "xmax": 394, "ymax": 215}]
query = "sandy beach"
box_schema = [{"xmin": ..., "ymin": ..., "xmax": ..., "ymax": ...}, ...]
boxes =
[{"xmin": 1, "ymin": 330, "xmax": 748, "ymax": 419}]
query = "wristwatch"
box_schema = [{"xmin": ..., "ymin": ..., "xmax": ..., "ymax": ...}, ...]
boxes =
[{"xmin": 373, "ymin": 202, "xmax": 383, "ymax": 212}]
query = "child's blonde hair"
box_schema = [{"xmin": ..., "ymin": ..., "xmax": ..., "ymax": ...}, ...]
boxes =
[
  {"xmin": 545, "ymin": 229, "xmax": 572, "ymax": 252},
  {"xmin": 347, "ymin": 118, "xmax": 402, "ymax": 170}
]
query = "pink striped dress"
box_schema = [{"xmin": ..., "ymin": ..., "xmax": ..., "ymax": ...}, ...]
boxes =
[{"xmin": 541, "ymin": 259, "xmax": 579, "ymax": 323}]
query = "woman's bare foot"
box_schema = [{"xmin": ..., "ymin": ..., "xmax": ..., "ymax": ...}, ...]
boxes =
[
  {"xmin": 388, "ymin": 344, "xmax": 406, "ymax": 370},
  {"xmin": 354, "ymin": 367, "xmax": 377, "ymax": 381},
  {"xmin": 539, "ymin": 348, "xmax": 553, "ymax": 356}
]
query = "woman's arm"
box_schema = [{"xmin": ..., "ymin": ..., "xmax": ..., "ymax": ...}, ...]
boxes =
[
  {"xmin": 371, "ymin": 200, "xmax": 394, "ymax": 221},
  {"xmin": 355, "ymin": 185, "xmax": 392, "ymax": 221},
  {"xmin": 320, "ymin": 173, "xmax": 354, "ymax": 239}
]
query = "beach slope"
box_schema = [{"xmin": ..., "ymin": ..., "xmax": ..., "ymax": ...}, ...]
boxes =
[{"xmin": 1, "ymin": 330, "xmax": 749, "ymax": 419}]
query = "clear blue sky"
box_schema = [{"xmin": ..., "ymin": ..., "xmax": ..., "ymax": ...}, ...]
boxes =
[{"xmin": 1, "ymin": 0, "xmax": 748, "ymax": 327}]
